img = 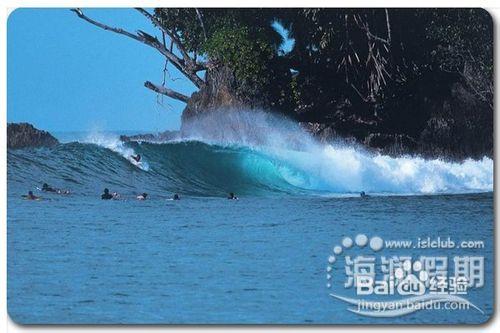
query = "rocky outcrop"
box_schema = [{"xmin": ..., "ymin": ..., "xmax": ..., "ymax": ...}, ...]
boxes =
[
  {"xmin": 120, "ymin": 130, "xmax": 179, "ymax": 143},
  {"xmin": 7, "ymin": 123, "xmax": 59, "ymax": 149},
  {"xmin": 300, "ymin": 71, "xmax": 493, "ymax": 161},
  {"xmin": 180, "ymin": 65, "xmax": 286, "ymax": 133},
  {"xmin": 178, "ymin": 68, "xmax": 491, "ymax": 161},
  {"xmin": 181, "ymin": 66, "xmax": 248, "ymax": 126}
]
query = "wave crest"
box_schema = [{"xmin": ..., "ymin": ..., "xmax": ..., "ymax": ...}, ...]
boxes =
[{"xmin": 7, "ymin": 110, "xmax": 493, "ymax": 196}]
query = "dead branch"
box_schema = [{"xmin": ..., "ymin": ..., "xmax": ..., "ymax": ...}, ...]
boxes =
[
  {"xmin": 71, "ymin": 8, "xmax": 205, "ymax": 88},
  {"xmin": 384, "ymin": 9, "xmax": 392, "ymax": 44},
  {"xmin": 145, "ymin": 81, "xmax": 189, "ymax": 102},
  {"xmin": 135, "ymin": 8, "xmax": 207, "ymax": 73},
  {"xmin": 195, "ymin": 9, "xmax": 208, "ymax": 41}
]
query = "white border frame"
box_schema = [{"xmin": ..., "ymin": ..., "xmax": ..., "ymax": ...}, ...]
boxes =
[{"xmin": 1, "ymin": 2, "xmax": 498, "ymax": 332}]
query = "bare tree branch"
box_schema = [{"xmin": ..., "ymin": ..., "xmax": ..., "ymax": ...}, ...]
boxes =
[
  {"xmin": 71, "ymin": 9, "xmax": 180, "ymax": 66},
  {"xmin": 71, "ymin": 8, "xmax": 205, "ymax": 89},
  {"xmin": 354, "ymin": 14, "xmax": 390, "ymax": 44},
  {"xmin": 135, "ymin": 8, "xmax": 207, "ymax": 72},
  {"xmin": 145, "ymin": 81, "xmax": 189, "ymax": 102},
  {"xmin": 384, "ymin": 9, "xmax": 392, "ymax": 44},
  {"xmin": 195, "ymin": 9, "xmax": 208, "ymax": 41}
]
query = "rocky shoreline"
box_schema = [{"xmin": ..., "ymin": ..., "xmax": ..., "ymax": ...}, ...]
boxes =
[
  {"xmin": 7, "ymin": 123, "xmax": 59, "ymax": 149},
  {"xmin": 119, "ymin": 130, "xmax": 179, "ymax": 143},
  {"xmin": 8, "ymin": 112, "xmax": 491, "ymax": 162}
]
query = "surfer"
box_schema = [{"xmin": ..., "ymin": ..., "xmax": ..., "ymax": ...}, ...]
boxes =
[
  {"xmin": 228, "ymin": 192, "xmax": 238, "ymax": 200},
  {"xmin": 42, "ymin": 183, "xmax": 56, "ymax": 192},
  {"xmin": 41, "ymin": 183, "xmax": 70, "ymax": 194},
  {"xmin": 131, "ymin": 154, "xmax": 141, "ymax": 163},
  {"xmin": 101, "ymin": 188, "xmax": 114, "ymax": 200},
  {"xmin": 137, "ymin": 193, "xmax": 148, "ymax": 200},
  {"xmin": 173, "ymin": 193, "xmax": 180, "ymax": 200},
  {"xmin": 23, "ymin": 191, "xmax": 40, "ymax": 200}
]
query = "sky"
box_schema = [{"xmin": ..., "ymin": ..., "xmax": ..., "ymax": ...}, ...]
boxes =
[
  {"xmin": 7, "ymin": 8, "xmax": 293, "ymax": 133},
  {"xmin": 7, "ymin": 8, "xmax": 197, "ymax": 132}
]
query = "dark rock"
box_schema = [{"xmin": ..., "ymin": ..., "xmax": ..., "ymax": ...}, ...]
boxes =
[
  {"xmin": 300, "ymin": 71, "xmax": 492, "ymax": 161},
  {"xmin": 7, "ymin": 123, "xmax": 59, "ymax": 149},
  {"xmin": 177, "ymin": 64, "xmax": 490, "ymax": 161},
  {"xmin": 182, "ymin": 66, "xmax": 248, "ymax": 125},
  {"xmin": 120, "ymin": 130, "xmax": 179, "ymax": 143},
  {"xmin": 300, "ymin": 122, "xmax": 340, "ymax": 143},
  {"xmin": 364, "ymin": 133, "xmax": 418, "ymax": 156},
  {"xmin": 180, "ymin": 65, "xmax": 283, "ymax": 133}
]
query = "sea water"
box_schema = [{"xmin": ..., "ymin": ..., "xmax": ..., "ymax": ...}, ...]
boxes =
[{"xmin": 7, "ymin": 111, "xmax": 494, "ymax": 324}]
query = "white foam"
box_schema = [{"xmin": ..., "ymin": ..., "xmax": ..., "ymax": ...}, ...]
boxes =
[
  {"xmin": 274, "ymin": 144, "xmax": 492, "ymax": 194},
  {"xmin": 82, "ymin": 132, "xmax": 150, "ymax": 171},
  {"xmin": 182, "ymin": 109, "xmax": 493, "ymax": 195}
]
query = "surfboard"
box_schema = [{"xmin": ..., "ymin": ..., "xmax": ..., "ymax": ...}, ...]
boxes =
[{"xmin": 22, "ymin": 195, "xmax": 42, "ymax": 201}]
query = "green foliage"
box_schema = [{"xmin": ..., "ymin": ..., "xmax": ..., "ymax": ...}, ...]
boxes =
[
  {"xmin": 202, "ymin": 24, "xmax": 275, "ymax": 89},
  {"xmin": 152, "ymin": 8, "xmax": 492, "ymax": 114},
  {"xmin": 154, "ymin": 8, "xmax": 206, "ymax": 52},
  {"xmin": 154, "ymin": 8, "xmax": 283, "ymax": 94},
  {"xmin": 275, "ymin": 8, "xmax": 493, "ymax": 113},
  {"xmin": 425, "ymin": 9, "xmax": 492, "ymax": 71}
]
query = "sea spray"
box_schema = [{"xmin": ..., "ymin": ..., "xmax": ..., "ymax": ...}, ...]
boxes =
[
  {"xmin": 271, "ymin": 144, "xmax": 493, "ymax": 194},
  {"xmin": 8, "ymin": 139, "xmax": 493, "ymax": 197},
  {"xmin": 11, "ymin": 110, "xmax": 491, "ymax": 196},
  {"xmin": 83, "ymin": 131, "xmax": 150, "ymax": 171},
  {"xmin": 181, "ymin": 109, "xmax": 493, "ymax": 194}
]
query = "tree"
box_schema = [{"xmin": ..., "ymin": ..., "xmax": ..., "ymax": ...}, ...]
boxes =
[
  {"xmin": 71, "ymin": 8, "xmax": 290, "ymax": 110},
  {"xmin": 71, "ymin": 8, "xmax": 206, "ymax": 102},
  {"xmin": 73, "ymin": 8, "xmax": 492, "ymax": 114},
  {"xmin": 424, "ymin": 9, "xmax": 493, "ymax": 110}
]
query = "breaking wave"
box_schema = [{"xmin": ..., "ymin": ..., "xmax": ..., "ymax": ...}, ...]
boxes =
[{"xmin": 7, "ymin": 110, "xmax": 493, "ymax": 197}]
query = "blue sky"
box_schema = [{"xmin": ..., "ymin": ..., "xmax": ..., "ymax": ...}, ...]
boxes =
[
  {"xmin": 8, "ymin": 8, "xmax": 197, "ymax": 132},
  {"xmin": 8, "ymin": 8, "xmax": 293, "ymax": 132}
]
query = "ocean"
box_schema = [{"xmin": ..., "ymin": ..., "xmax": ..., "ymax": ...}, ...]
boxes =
[{"xmin": 7, "ymin": 112, "xmax": 494, "ymax": 324}]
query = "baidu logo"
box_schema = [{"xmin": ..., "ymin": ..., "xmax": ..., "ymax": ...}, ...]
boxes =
[{"xmin": 326, "ymin": 234, "xmax": 484, "ymax": 317}]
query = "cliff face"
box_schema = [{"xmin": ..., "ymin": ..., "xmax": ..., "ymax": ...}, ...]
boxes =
[{"xmin": 7, "ymin": 123, "xmax": 59, "ymax": 149}]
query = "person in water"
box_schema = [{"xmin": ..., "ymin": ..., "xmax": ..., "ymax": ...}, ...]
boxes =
[
  {"xmin": 173, "ymin": 193, "xmax": 180, "ymax": 200},
  {"xmin": 42, "ymin": 183, "xmax": 70, "ymax": 194},
  {"xmin": 228, "ymin": 192, "xmax": 238, "ymax": 200},
  {"xmin": 137, "ymin": 193, "xmax": 148, "ymax": 200},
  {"xmin": 42, "ymin": 183, "xmax": 56, "ymax": 192},
  {"xmin": 360, "ymin": 191, "xmax": 369, "ymax": 197},
  {"xmin": 101, "ymin": 188, "xmax": 114, "ymax": 200},
  {"xmin": 23, "ymin": 191, "xmax": 40, "ymax": 200},
  {"xmin": 131, "ymin": 154, "xmax": 141, "ymax": 163}
]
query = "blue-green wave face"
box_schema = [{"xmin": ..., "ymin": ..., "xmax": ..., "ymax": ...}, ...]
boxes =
[
  {"xmin": 8, "ymin": 140, "xmax": 312, "ymax": 197},
  {"xmin": 8, "ymin": 110, "xmax": 493, "ymax": 197}
]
